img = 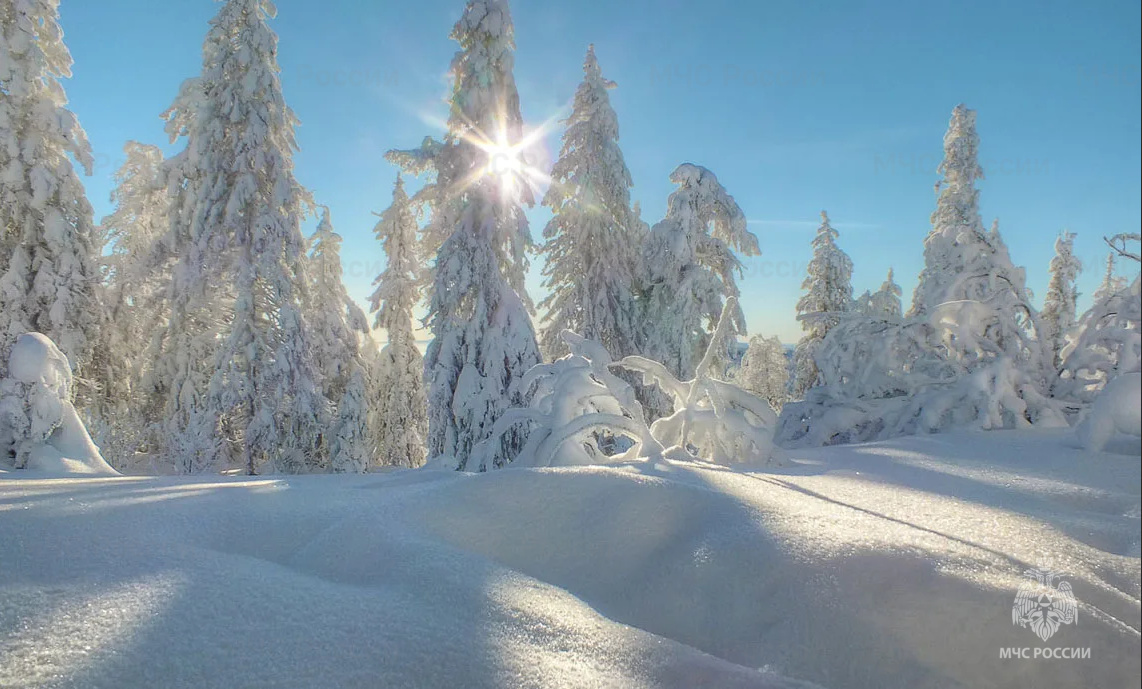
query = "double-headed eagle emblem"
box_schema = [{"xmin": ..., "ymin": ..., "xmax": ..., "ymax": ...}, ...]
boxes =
[{"xmin": 1012, "ymin": 563, "xmax": 1078, "ymax": 642}]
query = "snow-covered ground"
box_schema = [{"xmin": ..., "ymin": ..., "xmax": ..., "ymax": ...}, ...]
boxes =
[{"xmin": 1, "ymin": 430, "xmax": 1138, "ymax": 688}]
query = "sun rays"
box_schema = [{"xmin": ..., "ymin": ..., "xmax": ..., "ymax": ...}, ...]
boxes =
[{"xmin": 409, "ymin": 97, "xmax": 565, "ymax": 203}]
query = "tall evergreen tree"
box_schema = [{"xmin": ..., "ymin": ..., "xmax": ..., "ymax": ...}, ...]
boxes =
[
  {"xmin": 641, "ymin": 164, "xmax": 759, "ymax": 382},
  {"xmin": 0, "ymin": 0, "xmax": 102, "ymax": 381},
  {"xmin": 150, "ymin": 0, "xmax": 323, "ymax": 474},
  {"xmin": 386, "ymin": 0, "xmax": 540, "ymax": 471},
  {"xmin": 368, "ymin": 176, "xmax": 427, "ymax": 469},
  {"xmin": 908, "ymin": 105, "xmax": 1035, "ymax": 361},
  {"xmin": 308, "ymin": 208, "xmax": 373, "ymax": 471},
  {"xmin": 792, "ymin": 211, "xmax": 853, "ymax": 397},
  {"xmin": 912, "ymin": 105, "xmax": 984, "ymax": 315},
  {"xmin": 538, "ymin": 45, "xmax": 640, "ymax": 361},
  {"xmin": 1041, "ymin": 231, "xmax": 1082, "ymax": 370},
  {"xmin": 89, "ymin": 142, "xmax": 171, "ymax": 458}
]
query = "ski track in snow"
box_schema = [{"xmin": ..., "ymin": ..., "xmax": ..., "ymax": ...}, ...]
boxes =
[{"xmin": 1, "ymin": 429, "xmax": 1139, "ymax": 688}]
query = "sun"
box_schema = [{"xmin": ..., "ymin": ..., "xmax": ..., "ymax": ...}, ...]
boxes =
[
  {"xmin": 435, "ymin": 106, "xmax": 565, "ymax": 201},
  {"xmin": 484, "ymin": 141, "xmax": 525, "ymax": 188}
]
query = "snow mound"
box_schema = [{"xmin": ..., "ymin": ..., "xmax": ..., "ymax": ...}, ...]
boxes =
[
  {"xmin": 1079, "ymin": 372, "xmax": 1142, "ymax": 453},
  {"xmin": 0, "ymin": 333, "xmax": 116, "ymax": 476},
  {"xmin": 1, "ymin": 431, "xmax": 1137, "ymax": 688}
]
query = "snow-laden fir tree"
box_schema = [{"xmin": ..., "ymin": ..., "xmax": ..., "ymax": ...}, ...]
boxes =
[
  {"xmin": 386, "ymin": 0, "xmax": 540, "ymax": 471},
  {"xmin": 538, "ymin": 45, "xmax": 641, "ymax": 361},
  {"xmin": 867, "ymin": 268, "xmax": 903, "ymax": 319},
  {"xmin": 1092, "ymin": 252, "xmax": 1126, "ymax": 301},
  {"xmin": 735, "ymin": 333, "xmax": 789, "ymax": 412},
  {"xmin": 641, "ymin": 164, "xmax": 759, "ymax": 384},
  {"xmin": 88, "ymin": 142, "xmax": 172, "ymax": 460},
  {"xmin": 911, "ymin": 104, "xmax": 985, "ymax": 316},
  {"xmin": 150, "ymin": 0, "xmax": 324, "ymax": 474},
  {"xmin": 1040, "ymin": 231, "xmax": 1082, "ymax": 370},
  {"xmin": 368, "ymin": 175, "xmax": 427, "ymax": 469},
  {"xmin": 778, "ymin": 107, "xmax": 1063, "ymax": 447},
  {"xmin": 909, "ymin": 106, "xmax": 1033, "ymax": 327},
  {"xmin": 308, "ymin": 208, "xmax": 374, "ymax": 471},
  {"xmin": 1058, "ymin": 236, "xmax": 1140, "ymax": 402},
  {"xmin": 791, "ymin": 211, "xmax": 853, "ymax": 398},
  {"xmin": 0, "ymin": 0, "xmax": 102, "ymax": 383},
  {"xmin": 907, "ymin": 106, "xmax": 1039, "ymax": 369}
]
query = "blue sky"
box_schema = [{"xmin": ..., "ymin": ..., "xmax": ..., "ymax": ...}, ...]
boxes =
[{"xmin": 59, "ymin": 0, "xmax": 1140, "ymax": 343}]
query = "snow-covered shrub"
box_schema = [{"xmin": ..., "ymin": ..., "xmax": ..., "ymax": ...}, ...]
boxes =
[
  {"xmin": 470, "ymin": 332, "xmax": 663, "ymax": 469},
  {"xmin": 0, "ymin": 333, "xmax": 115, "ymax": 474},
  {"xmin": 734, "ymin": 333, "xmax": 790, "ymax": 412},
  {"xmin": 1057, "ymin": 276, "xmax": 1140, "ymax": 403},
  {"xmin": 1076, "ymin": 372, "xmax": 1141, "ymax": 452},
  {"xmin": 472, "ymin": 299, "xmax": 780, "ymax": 468},
  {"xmin": 624, "ymin": 298, "xmax": 779, "ymax": 466},
  {"xmin": 779, "ymin": 298, "xmax": 1066, "ymax": 447}
]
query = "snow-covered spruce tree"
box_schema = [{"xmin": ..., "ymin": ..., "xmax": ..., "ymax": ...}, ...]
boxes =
[
  {"xmin": 911, "ymin": 104, "xmax": 986, "ymax": 317},
  {"xmin": 308, "ymin": 208, "xmax": 373, "ymax": 471},
  {"xmin": 735, "ymin": 333, "xmax": 789, "ymax": 412},
  {"xmin": 640, "ymin": 164, "xmax": 759, "ymax": 383},
  {"xmin": 1041, "ymin": 231, "xmax": 1082, "ymax": 370},
  {"xmin": 385, "ymin": 0, "xmax": 540, "ymax": 471},
  {"xmin": 1058, "ymin": 237, "xmax": 1140, "ymax": 402},
  {"xmin": 538, "ymin": 45, "xmax": 641, "ymax": 362},
  {"xmin": 368, "ymin": 175, "xmax": 427, "ymax": 469},
  {"xmin": 779, "ymin": 108, "xmax": 1064, "ymax": 447},
  {"xmin": 909, "ymin": 108, "xmax": 1032, "ymax": 329},
  {"xmin": 88, "ymin": 142, "xmax": 172, "ymax": 463},
  {"xmin": 791, "ymin": 211, "xmax": 853, "ymax": 398},
  {"xmin": 1092, "ymin": 252, "xmax": 1126, "ymax": 301},
  {"xmin": 0, "ymin": 0, "xmax": 102, "ymax": 384},
  {"xmin": 150, "ymin": 0, "xmax": 324, "ymax": 474},
  {"xmin": 908, "ymin": 106, "xmax": 1045, "ymax": 374},
  {"xmin": 867, "ymin": 268, "xmax": 903, "ymax": 319}
]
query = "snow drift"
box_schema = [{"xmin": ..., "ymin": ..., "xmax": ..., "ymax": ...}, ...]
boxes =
[
  {"xmin": 1079, "ymin": 372, "xmax": 1142, "ymax": 452},
  {"xmin": 0, "ymin": 333, "xmax": 116, "ymax": 476},
  {"xmin": 1, "ymin": 430, "xmax": 1137, "ymax": 688}
]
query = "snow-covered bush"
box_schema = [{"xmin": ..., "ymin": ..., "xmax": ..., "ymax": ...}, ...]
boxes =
[
  {"xmin": 735, "ymin": 333, "xmax": 790, "ymax": 412},
  {"xmin": 470, "ymin": 332, "xmax": 663, "ymax": 469},
  {"xmin": 472, "ymin": 299, "xmax": 780, "ymax": 468},
  {"xmin": 1057, "ymin": 275, "xmax": 1140, "ymax": 404},
  {"xmin": 0, "ymin": 333, "xmax": 115, "ymax": 474},
  {"xmin": 779, "ymin": 298, "xmax": 1066, "ymax": 447},
  {"xmin": 626, "ymin": 299, "xmax": 779, "ymax": 466},
  {"xmin": 1076, "ymin": 372, "xmax": 1141, "ymax": 452}
]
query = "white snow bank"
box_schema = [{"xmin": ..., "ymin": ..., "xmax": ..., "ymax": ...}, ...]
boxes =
[
  {"xmin": 0, "ymin": 333, "xmax": 116, "ymax": 476},
  {"xmin": 1079, "ymin": 372, "xmax": 1142, "ymax": 452},
  {"xmin": 1, "ymin": 430, "xmax": 1138, "ymax": 688}
]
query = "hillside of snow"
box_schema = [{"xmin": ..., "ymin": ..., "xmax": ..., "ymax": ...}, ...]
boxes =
[{"xmin": 2, "ymin": 429, "xmax": 1139, "ymax": 688}]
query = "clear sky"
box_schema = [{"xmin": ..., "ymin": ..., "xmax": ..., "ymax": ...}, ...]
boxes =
[{"xmin": 57, "ymin": 0, "xmax": 1140, "ymax": 343}]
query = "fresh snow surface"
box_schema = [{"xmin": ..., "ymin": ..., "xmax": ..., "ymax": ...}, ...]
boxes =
[{"xmin": 1, "ymin": 430, "xmax": 1139, "ymax": 688}]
